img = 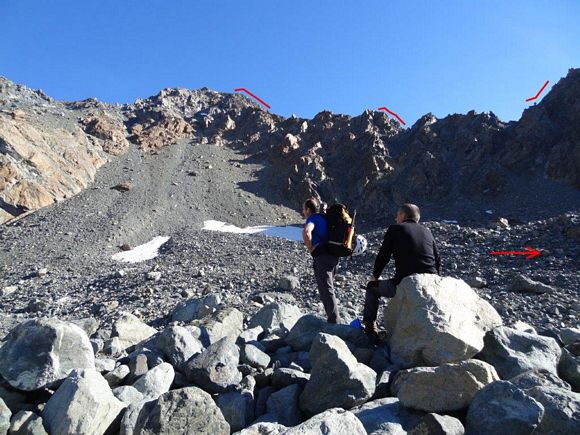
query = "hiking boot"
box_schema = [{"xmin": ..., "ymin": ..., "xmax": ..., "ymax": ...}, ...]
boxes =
[
  {"xmin": 363, "ymin": 321, "xmax": 378, "ymax": 336},
  {"xmin": 363, "ymin": 322, "xmax": 379, "ymax": 345}
]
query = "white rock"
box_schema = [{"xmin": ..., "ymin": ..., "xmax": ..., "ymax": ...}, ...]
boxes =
[
  {"xmin": 283, "ymin": 408, "xmax": 366, "ymax": 435},
  {"xmin": 111, "ymin": 312, "xmax": 157, "ymax": 352},
  {"xmin": 8, "ymin": 410, "xmax": 48, "ymax": 435},
  {"xmin": 392, "ymin": 360, "xmax": 499, "ymax": 412},
  {"xmin": 300, "ymin": 333, "xmax": 376, "ymax": 415},
  {"xmin": 384, "ymin": 274, "xmax": 503, "ymax": 368},
  {"xmin": 113, "ymin": 385, "xmax": 145, "ymax": 405},
  {"xmin": 0, "ymin": 398, "xmax": 10, "ymax": 435},
  {"xmin": 0, "ymin": 286, "xmax": 18, "ymax": 297},
  {"xmin": 105, "ymin": 364, "xmax": 130, "ymax": 387},
  {"xmin": 95, "ymin": 358, "xmax": 116, "ymax": 372},
  {"xmin": 249, "ymin": 303, "xmax": 303, "ymax": 337},
  {"xmin": 132, "ymin": 362, "xmax": 175, "ymax": 400},
  {"xmin": 478, "ymin": 326, "xmax": 562, "ymax": 379},
  {"xmin": 156, "ymin": 325, "xmax": 203, "ymax": 369},
  {"xmin": 42, "ymin": 369, "xmax": 126, "ymax": 435},
  {"xmin": 0, "ymin": 319, "xmax": 95, "ymax": 391}
]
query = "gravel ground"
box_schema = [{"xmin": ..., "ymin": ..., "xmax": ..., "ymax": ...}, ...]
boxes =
[{"xmin": 0, "ymin": 141, "xmax": 578, "ymax": 339}]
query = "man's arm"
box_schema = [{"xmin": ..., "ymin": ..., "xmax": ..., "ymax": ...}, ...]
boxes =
[
  {"xmin": 433, "ymin": 240, "xmax": 441, "ymax": 275},
  {"xmin": 372, "ymin": 227, "xmax": 393, "ymax": 279},
  {"xmin": 303, "ymin": 222, "xmax": 315, "ymax": 252}
]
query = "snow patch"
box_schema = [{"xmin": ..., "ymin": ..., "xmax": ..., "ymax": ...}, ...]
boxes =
[
  {"xmin": 203, "ymin": 220, "xmax": 303, "ymax": 242},
  {"xmin": 112, "ymin": 236, "xmax": 171, "ymax": 263}
]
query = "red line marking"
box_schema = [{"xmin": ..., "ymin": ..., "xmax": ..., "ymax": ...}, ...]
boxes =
[
  {"xmin": 489, "ymin": 246, "xmax": 541, "ymax": 260},
  {"xmin": 377, "ymin": 106, "xmax": 406, "ymax": 126},
  {"xmin": 234, "ymin": 88, "xmax": 271, "ymax": 109},
  {"xmin": 525, "ymin": 80, "xmax": 549, "ymax": 102}
]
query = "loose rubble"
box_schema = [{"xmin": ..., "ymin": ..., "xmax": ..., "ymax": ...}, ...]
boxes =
[{"xmin": 0, "ymin": 273, "xmax": 575, "ymax": 433}]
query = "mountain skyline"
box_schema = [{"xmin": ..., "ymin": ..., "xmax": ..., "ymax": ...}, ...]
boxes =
[{"xmin": 1, "ymin": 1, "xmax": 578, "ymax": 125}]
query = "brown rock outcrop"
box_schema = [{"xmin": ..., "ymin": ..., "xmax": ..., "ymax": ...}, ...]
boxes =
[{"xmin": 82, "ymin": 115, "xmax": 129, "ymax": 156}]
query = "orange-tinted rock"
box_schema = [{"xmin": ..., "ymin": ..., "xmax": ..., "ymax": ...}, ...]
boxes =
[{"xmin": 83, "ymin": 116, "xmax": 130, "ymax": 156}]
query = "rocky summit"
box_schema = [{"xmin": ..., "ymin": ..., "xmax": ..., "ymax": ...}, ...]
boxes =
[
  {"xmin": 0, "ymin": 68, "xmax": 579, "ymax": 434},
  {"xmin": 1, "ymin": 69, "xmax": 580, "ymax": 225}
]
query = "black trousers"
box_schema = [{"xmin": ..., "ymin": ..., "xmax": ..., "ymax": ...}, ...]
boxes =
[
  {"xmin": 313, "ymin": 253, "xmax": 340, "ymax": 323},
  {"xmin": 363, "ymin": 279, "xmax": 397, "ymax": 324}
]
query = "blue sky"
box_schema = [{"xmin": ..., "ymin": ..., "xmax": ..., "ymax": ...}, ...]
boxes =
[{"xmin": 1, "ymin": 1, "xmax": 578, "ymax": 126}]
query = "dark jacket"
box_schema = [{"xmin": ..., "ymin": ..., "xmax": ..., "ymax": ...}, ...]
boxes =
[{"xmin": 373, "ymin": 219, "xmax": 440, "ymax": 285}]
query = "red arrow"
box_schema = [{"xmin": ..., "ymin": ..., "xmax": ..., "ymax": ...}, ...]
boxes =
[
  {"xmin": 525, "ymin": 80, "xmax": 549, "ymax": 102},
  {"xmin": 489, "ymin": 246, "xmax": 541, "ymax": 260},
  {"xmin": 234, "ymin": 88, "xmax": 271, "ymax": 109},
  {"xmin": 377, "ymin": 106, "xmax": 406, "ymax": 126}
]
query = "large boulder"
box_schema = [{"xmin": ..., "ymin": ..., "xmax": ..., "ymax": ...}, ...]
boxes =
[
  {"xmin": 105, "ymin": 364, "xmax": 131, "ymax": 387},
  {"xmin": 559, "ymin": 327, "xmax": 580, "ymax": 346},
  {"xmin": 132, "ymin": 362, "xmax": 175, "ymax": 400},
  {"xmin": 171, "ymin": 294, "xmax": 221, "ymax": 322},
  {"xmin": 8, "ymin": 410, "xmax": 48, "ymax": 435},
  {"xmin": 184, "ymin": 337, "xmax": 242, "ymax": 394},
  {"xmin": 248, "ymin": 302, "xmax": 303, "ymax": 337},
  {"xmin": 155, "ymin": 325, "xmax": 204, "ymax": 369},
  {"xmin": 111, "ymin": 312, "xmax": 157, "ymax": 352},
  {"xmin": 241, "ymin": 344, "xmax": 271, "ymax": 369},
  {"xmin": 266, "ymin": 384, "xmax": 303, "ymax": 426},
  {"xmin": 384, "ymin": 274, "xmax": 502, "ymax": 368},
  {"xmin": 271, "ymin": 350, "xmax": 311, "ymax": 372},
  {"xmin": 299, "ymin": 333, "xmax": 376, "ymax": 416},
  {"xmin": 352, "ymin": 397, "xmax": 424, "ymax": 435},
  {"xmin": 120, "ymin": 400, "xmax": 150, "ymax": 435},
  {"xmin": 272, "ymin": 368, "xmax": 310, "ymax": 389},
  {"xmin": 283, "ymin": 408, "xmax": 366, "ymax": 435},
  {"xmin": 190, "ymin": 308, "xmax": 244, "ymax": 346},
  {"xmin": 409, "ymin": 413, "xmax": 465, "ymax": 435},
  {"xmin": 0, "ymin": 384, "xmax": 27, "ymax": 414},
  {"xmin": 42, "ymin": 369, "xmax": 126, "ymax": 435},
  {"xmin": 465, "ymin": 381, "xmax": 544, "ymax": 435},
  {"xmin": 278, "ymin": 275, "xmax": 300, "ymax": 291},
  {"xmin": 392, "ymin": 360, "xmax": 499, "ymax": 412},
  {"xmin": 216, "ymin": 391, "xmax": 255, "ymax": 433},
  {"xmin": 132, "ymin": 387, "xmax": 229, "ymax": 434},
  {"xmin": 113, "ymin": 385, "xmax": 145, "ymax": 405},
  {"xmin": 285, "ymin": 315, "xmax": 369, "ymax": 351},
  {"xmin": 526, "ymin": 386, "xmax": 580, "ymax": 435},
  {"xmin": 255, "ymin": 386, "xmax": 276, "ymax": 419},
  {"xmin": 0, "ymin": 319, "xmax": 95, "ymax": 391},
  {"xmin": 510, "ymin": 274, "xmax": 554, "ymax": 294},
  {"xmin": 478, "ymin": 326, "xmax": 562, "ymax": 379},
  {"xmin": 510, "ymin": 369, "xmax": 571, "ymax": 391},
  {"xmin": 558, "ymin": 348, "xmax": 580, "ymax": 392}
]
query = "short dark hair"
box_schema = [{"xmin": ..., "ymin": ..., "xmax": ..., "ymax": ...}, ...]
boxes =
[
  {"xmin": 399, "ymin": 203, "xmax": 420, "ymax": 222},
  {"xmin": 304, "ymin": 197, "xmax": 320, "ymax": 214}
]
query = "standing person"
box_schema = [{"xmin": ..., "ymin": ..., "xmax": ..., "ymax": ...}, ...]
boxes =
[
  {"xmin": 302, "ymin": 197, "xmax": 341, "ymax": 324},
  {"xmin": 363, "ymin": 203, "xmax": 440, "ymax": 335}
]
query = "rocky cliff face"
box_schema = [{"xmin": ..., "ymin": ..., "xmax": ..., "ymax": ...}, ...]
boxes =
[
  {"xmin": 1, "ymin": 69, "xmax": 578, "ymax": 225},
  {"xmin": 0, "ymin": 78, "xmax": 127, "ymax": 223}
]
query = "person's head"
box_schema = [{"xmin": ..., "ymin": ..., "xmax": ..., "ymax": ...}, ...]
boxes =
[
  {"xmin": 303, "ymin": 197, "xmax": 320, "ymax": 218},
  {"xmin": 396, "ymin": 203, "xmax": 420, "ymax": 224}
]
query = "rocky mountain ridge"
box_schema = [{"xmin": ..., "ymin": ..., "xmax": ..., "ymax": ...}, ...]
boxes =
[{"xmin": 1, "ymin": 69, "xmax": 579, "ymax": 226}]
